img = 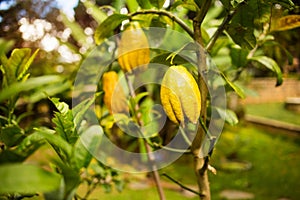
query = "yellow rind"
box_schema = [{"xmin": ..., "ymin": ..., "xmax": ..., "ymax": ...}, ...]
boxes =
[
  {"xmin": 118, "ymin": 21, "xmax": 150, "ymax": 73},
  {"xmin": 102, "ymin": 71, "xmax": 128, "ymax": 114},
  {"xmin": 160, "ymin": 65, "xmax": 201, "ymax": 124}
]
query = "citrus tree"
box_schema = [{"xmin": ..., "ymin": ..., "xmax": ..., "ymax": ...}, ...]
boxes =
[{"xmin": 1, "ymin": 0, "xmax": 299, "ymax": 200}]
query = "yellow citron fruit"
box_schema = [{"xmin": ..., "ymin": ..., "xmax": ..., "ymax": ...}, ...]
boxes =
[
  {"xmin": 102, "ymin": 71, "xmax": 128, "ymax": 114},
  {"xmin": 118, "ymin": 21, "xmax": 150, "ymax": 73},
  {"xmin": 160, "ymin": 65, "xmax": 201, "ymax": 124}
]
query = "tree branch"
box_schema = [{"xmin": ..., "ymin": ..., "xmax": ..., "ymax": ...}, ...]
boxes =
[
  {"xmin": 124, "ymin": 74, "xmax": 166, "ymax": 200},
  {"xmin": 129, "ymin": 10, "xmax": 194, "ymax": 38},
  {"xmin": 191, "ymin": 1, "xmax": 212, "ymax": 200}
]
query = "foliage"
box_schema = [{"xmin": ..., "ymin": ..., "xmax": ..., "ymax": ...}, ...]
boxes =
[{"xmin": 0, "ymin": 46, "xmax": 122, "ymax": 199}]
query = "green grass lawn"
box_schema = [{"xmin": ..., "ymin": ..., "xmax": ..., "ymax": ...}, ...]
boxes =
[
  {"xmin": 80, "ymin": 124, "xmax": 300, "ymax": 200},
  {"xmin": 245, "ymin": 103, "xmax": 300, "ymax": 125}
]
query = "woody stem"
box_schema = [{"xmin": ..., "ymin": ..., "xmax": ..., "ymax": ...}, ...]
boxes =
[{"xmin": 124, "ymin": 74, "xmax": 166, "ymax": 200}]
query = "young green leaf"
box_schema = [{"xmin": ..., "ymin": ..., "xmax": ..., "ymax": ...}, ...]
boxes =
[
  {"xmin": 249, "ymin": 56, "xmax": 283, "ymax": 86},
  {"xmin": 50, "ymin": 98, "xmax": 77, "ymax": 145},
  {"xmin": 215, "ymin": 107, "xmax": 239, "ymax": 125},
  {"xmin": 220, "ymin": 72, "xmax": 245, "ymax": 98},
  {"xmin": 17, "ymin": 49, "xmax": 39, "ymax": 81},
  {"xmin": 94, "ymin": 14, "xmax": 130, "ymax": 45}
]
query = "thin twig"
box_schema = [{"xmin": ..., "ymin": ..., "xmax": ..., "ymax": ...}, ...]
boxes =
[
  {"xmin": 206, "ymin": 2, "xmax": 245, "ymax": 52},
  {"xmin": 162, "ymin": 173, "xmax": 200, "ymax": 195},
  {"xmin": 152, "ymin": 142, "xmax": 191, "ymax": 153},
  {"xmin": 179, "ymin": 126, "xmax": 192, "ymax": 146}
]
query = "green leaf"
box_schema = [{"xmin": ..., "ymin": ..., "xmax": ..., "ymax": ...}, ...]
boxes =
[
  {"xmin": 0, "ymin": 38, "xmax": 14, "ymax": 57},
  {"xmin": 220, "ymin": 72, "xmax": 245, "ymax": 98},
  {"xmin": 82, "ymin": 1, "xmax": 107, "ymax": 24},
  {"xmin": 126, "ymin": 0, "xmax": 139, "ymax": 12},
  {"xmin": 227, "ymin": 25, "xmax": 256, "ymax": 50},
  {"xmin": 215, "ymin": 107, "xmax": 239, "ymax": 125},
  {"xmin": 151, "ymin": 52, "xmax": 189, "ymax": 66},
  {"xmin": 149, "ymin": 0, "xmax": 165, "ymax": 8},
  {"xmin": 134, "ymin": 92, "xmax": 148, "ymax": 104},
  {"xmin": 28, "ymin": 80, "xmax": 71, "ymax": 103},
  {"xmin": 210, "ymin": 37, "xmax": 231, "ymax": 56},
  {"xmin": 51, "ymin": 159, "xmax": 80, "ymax": 200},
  {"xmin": 71, "ymin": 139, "xmax": 92, "ymax": 170},
  {"xmin": 16, "ymin": 49, "xmax": 39, "ymax": 81},
  {"xmin": 0, "ymin": 149, "xmax": 27, "ymax": 163},
  {"xmin": 71, "ymin": 125, "xmax": 103, "ymax": 170},
  {"xmin": 249, "ymin": 56, "xmax": 283, "ymax": 86},
  {"xmin": 50, "ymin": 98, "xmax": 77, "ymax": 145},
  {"xmin": 34, "ymin": 128, "xmax": 73, "ymax": 162},
  {"xmin": 0, "ymin": 75, "xmax": 64, "ymax": 102},
  {"xmin": 112, "ymin": 0, "xmax": 126, "ymax": 11},
  {"xmin": 0, "ymin": 124, "xmax": 24, "ymax": 147},
  {"xmin": 227, "ymin": 1, "xmax": 257, "ymax": 49},
  {"xmin": 72, "ymin": 95, "xmax": 98, "ymax": 130},
  {"xmin": 0, "ymin": 164, "xmax": 62, "ymax": 194},
  {"xmin": 15, "ymin": 132, "xmax": 45, "ymax": 159},
  {"xmin": 0, "ymin": 48, "xmax": 31, "ymax": 85},
  {"xmin": 136, "ymin": 0, "xmax": 153, "ymax": 9},
  {"xmin": 229, "ymin": 45, "xmax": 249, "ymax": 67},
  {"xmin": 94, "ymin": 14, "xmax": 129, "ymax": 45},
  {"xmin": 263, "ymin": 41, "xmax": 293, "ymax": 65}
]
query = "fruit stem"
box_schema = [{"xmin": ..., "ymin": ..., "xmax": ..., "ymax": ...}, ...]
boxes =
[{"xmin": 124, "ymin": 73, "xmax": 166, "ymax": 200}]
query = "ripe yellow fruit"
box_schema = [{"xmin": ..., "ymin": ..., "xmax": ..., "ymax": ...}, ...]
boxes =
[
  {"xmin": 118, "ymin": 21, "xmax": 150, "ymax": 73},
  {"xmin": 160, "ymin": 65, "xmax": 201, "ymax": 124},
  {"xmin": 102, "ymin": 71, "xmax": 128, "ymax": 114}
]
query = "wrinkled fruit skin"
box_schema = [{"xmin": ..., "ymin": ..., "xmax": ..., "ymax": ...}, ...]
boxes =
[
  {"xmin": 102, "ymin": 71, "xmax": 128, "ymax": 114},
  {"xmin": 118, "ymin": 21, "xmax": 150, "ymax": 74},
  {"xmin": 160, "ymin": 65, "xmax": 201, "ymax": 124}
]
